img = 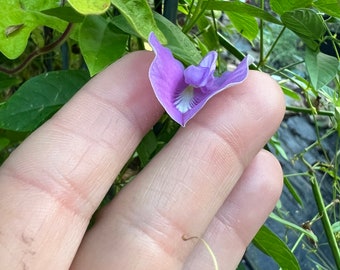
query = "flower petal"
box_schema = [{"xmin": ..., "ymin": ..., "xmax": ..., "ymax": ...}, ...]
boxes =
[
  {"xmin": 180, "ymin": 88, "xmax": 211, "ymax": 126},
  {"xmin": 179, "ymin": 56, "xmax": 253, "ymax": 126},
  {"xmin": 174, "ymin": 85, "xmax": 195, "ymax": 113},
  {"xmin": 148, "ymin": 33, "xmax": 252, "ymax": 127},
  {"xmin": 207, "ymin": 55, "xmax": 254, "ymax": 92},
  {"xmin": 148, "ymin": 32, "xmax": 188, "ymax": 126},
  {"xmin": 183, "ymin": 51, "xmax": 217, "ymax": 88}
]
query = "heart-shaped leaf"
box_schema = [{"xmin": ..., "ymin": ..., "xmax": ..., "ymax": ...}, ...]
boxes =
[{"xmin": 0, "ymin": 0, "xmax": 67, "ymax": 59}]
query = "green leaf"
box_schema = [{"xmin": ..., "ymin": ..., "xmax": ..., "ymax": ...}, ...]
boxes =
[
  {"xmin": 305, "ymin": 49, "xmax": 340, "ymax": 90},
  {"xmin": 253, "ymin": 225, "xmax": 301, "ymax": 270},
  {"xmin": 269, "ymin": 213, "xmax": 318, "ymax": 242},
  {"xmin": 0, "ymin": 137, "xmax": 10, "ymax": 151},
  {"xmin": 319, "ymin": 85, "xmax": 338, "ymax": 103},
  {"xmin": 0, "ymin": 70, "xmax": 90, "ymax": 131},
  {"xmin": 153, "ymin": 13, "xmax": 201, "ymax": 65},
  {"xmin": 332, "ymin": 221, "xmax": 340, "ymax": 233},
  {"xmin": 281, "ymin": 85, "xmax": 301, "ymax": 100},
  {"xmin": 284, "ymin": 177, "xmax": 303, "ymax": 206},
  {"xmin": 68, "ymin": 0, "xmax": 110, "ymax": 14},
  {"xmin": 313, "ymin": 0, "xmax": 340, "ymax": 18},
  {"xmin": 205, "ymin": 0, "xmax": 282, "ymax": 25},
  {"xmin": 226, "ymin": 11, "xmax": 258, "ymax": 41},
  {"xmin": 0, "ymin": 0, "xmax": 68, "ymax": 59},
  {"xmin": 217, "ymin": 33, "xmax": 246, "ymax": 60},
  {"xmin": 270, "ymin": 134, "xmax": 288, "ymax": 160},
  {"xmin": 0, "ymin": 73, "xmax": 22, "ymax": 92},
  {"xmin": 19, "ymin": 0, "xmax": 61, "ymax": 11},
  {"xmin": 112, "ymin": 12, "xmax": 202, "ymax": 65},
  {"xmin": 281, "ymin": 9, "xmax": 326, "ymax": 39},
  {"xmin": 42, "ymin": 6, "xmax": 85, "ymax": 23},
  {"xmin": 281, "ymin": 9, "xmax": 326, "ymax": 50},
  {"xmin": 270, "ymin": 0, "xmax": 313, "ymax": 15},
  {"xmin": 111, "ymin": 0, "xmax": 166, "ymax": 43},
  {"xmin": 79, "ymin": 16, "xmax": 128, "ymax": 76},
  {"xmin": 236, "ymin": 263, "xmax": 246, "ymax": 270},
  {"xmin": 136, "ymin": 130, "xmax": 157, "ymax": 167},
  {"xmin": 196, "ymin": 15, "xmax": 219, "ymax": 51}
]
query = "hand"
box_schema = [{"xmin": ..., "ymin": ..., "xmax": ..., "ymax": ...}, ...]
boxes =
[{"xmin": 0, "ymin": 51, "xmax": 285, "ymax": 270}]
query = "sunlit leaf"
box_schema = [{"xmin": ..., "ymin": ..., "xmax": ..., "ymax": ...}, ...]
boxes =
[
  {"xmin": 19, "ymin": 0, "xmax": 60, "ymax": 11},
  {"xmin": 206, "ymin": 0, "xmax": 282, "ymax": 25},
  {"xmin": 314, "ymin": 0, "xmax": 340, "ymax": 18},
  {"xmin": 111, "ymin": 0, "xmax": 166, "ymax": 43},
  {"xmin": 226, "ymin": 11, "xmax": 258, "ymax": 41},
  {"xmin": 153, "ymin": 12, "xmax": 201, "ymax": 65},
  {"xmin": 112, "ymin": 12, "xmax": 201, "ymax": 65},
  {"xmin": 68, "ymin": 0, "xmax": 110, "ymax": 15},
  {"xmin": 270, "ymin": 0, "xmax": 313, "ymax": 15},
  {"xmin": 0, "ymin": 0, "xmax": 67, "ymax": 59}
]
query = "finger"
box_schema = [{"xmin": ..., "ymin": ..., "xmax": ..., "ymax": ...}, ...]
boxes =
[
  {"xmin": 0, "ymin": 51, "xmax": 162, "ymax": 269},
  {"xmin": 183, "ymin": 150, "xmax": 283, "ymax": 270},
  {"xmin": 71, "ymin": 71, "xmax": 285, "ymax": 269}
]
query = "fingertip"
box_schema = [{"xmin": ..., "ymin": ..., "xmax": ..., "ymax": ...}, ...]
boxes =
[
  {"xmin": 252, "ymin": 149, "xmax": 284, "ymax": 203},
  {"xmin": 246, "ymin": 70, "xmax": 286, "ymax": 128},
  {"xmin": 183, "ymin": 149, "xmax": 284, "ymax": 270}
]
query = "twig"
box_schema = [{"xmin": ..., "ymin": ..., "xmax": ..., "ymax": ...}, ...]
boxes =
[{"xmin": 0, "ymin": 23, "xmax": 74, "ymax": 75}]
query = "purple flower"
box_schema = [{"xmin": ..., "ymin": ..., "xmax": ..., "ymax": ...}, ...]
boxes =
[{"xmin": 148, "ymin": 32, "xmax": 253, "ymax": 127}]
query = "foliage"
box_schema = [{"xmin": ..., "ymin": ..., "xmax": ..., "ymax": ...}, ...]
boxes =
[{"xmin": 0, "ymin": 0, "xmax": 339, "ymax": 269}]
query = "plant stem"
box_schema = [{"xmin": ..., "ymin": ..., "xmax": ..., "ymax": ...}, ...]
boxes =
[
  {"xmin": 322, "ymin": 15, "xmax": 340, "ymax": 60},
  {"xmin": 0, "ymin": 23, "xmax": 74, "ymax": 75},
  {"xmin": 304, "ymin": 92, "xmax": 331, "ymax": 161},
  {"xmin": 285, "ymin": 105, "xmax": 334, "ymax": 116},
  {"xmin": 182, "ymin": 0, "xmax": 210, "ymax": 34},
  {"xmin": 296, "ymin": 129, "xmax": 336, "ymax": 160},
  {"xmin": 263, "ymin": 26, "xmax": 286, "ymax": 63},
  {"xmin": 333, "ymin": 137, "xmax": 340, "ymax": 201},
  {"xmin": 217, "ymin": 33, "xmax": 258, "ymax": 70},
  {"xmin": 267, "ymin": 60, "xmax": 304, "ymax": 75},
  {"xmin": 309, "ymin": 172, "xmax": 340, "ymax": 269}
]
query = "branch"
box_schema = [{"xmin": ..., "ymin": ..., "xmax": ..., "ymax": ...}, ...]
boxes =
[{"xmin": 0, "ymin": 23, "xmax": 74, "ymax": 75}]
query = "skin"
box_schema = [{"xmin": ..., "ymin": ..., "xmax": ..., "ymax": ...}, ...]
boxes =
[{"xmin": 0, "ymin": 51, "xmax": 285, "ymax": 270}]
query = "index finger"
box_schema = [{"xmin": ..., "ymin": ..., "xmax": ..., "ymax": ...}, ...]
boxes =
[{"xmin": 0, "ymin": 51, "xmax": 161, "ymax": 269}]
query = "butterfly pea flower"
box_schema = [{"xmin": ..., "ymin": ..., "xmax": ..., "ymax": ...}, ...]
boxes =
[{"xmin": 148, "ymin": 32, "xmax": 253, "ymax": 127}]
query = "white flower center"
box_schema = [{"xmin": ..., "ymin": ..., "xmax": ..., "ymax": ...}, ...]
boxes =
[{"xmin": 174, "ymin": 86, "xmax": 195, "ymax": 113}]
